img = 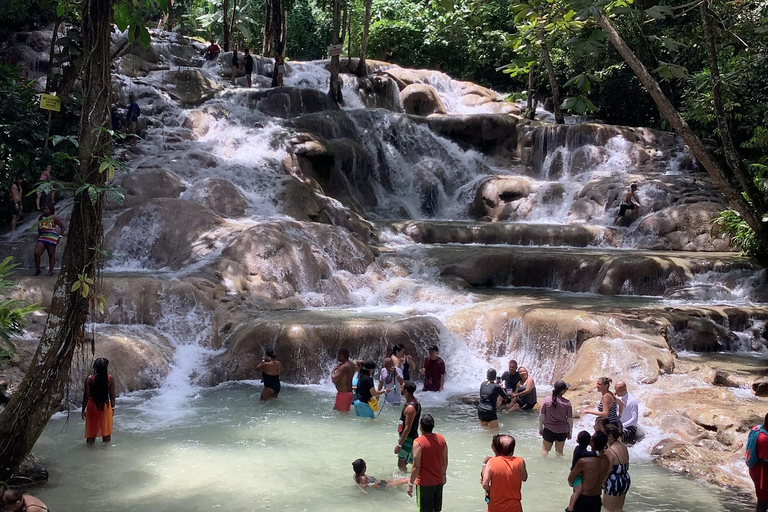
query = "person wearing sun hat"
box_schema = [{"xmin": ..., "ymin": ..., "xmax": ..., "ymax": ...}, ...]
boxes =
[{"xmin": 538, "ymin": 379, "xmax": 573, "ymax": 457}]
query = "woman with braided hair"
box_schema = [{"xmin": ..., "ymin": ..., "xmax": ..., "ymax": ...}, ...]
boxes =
[{"xmin": 82, "ymin": 357, "xmax": 116, "ymax": 444}]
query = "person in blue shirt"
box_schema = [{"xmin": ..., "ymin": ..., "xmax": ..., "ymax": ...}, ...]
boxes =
[{"xmin": 126, "ymin": 94, "xmax": 141, "ymax": 144}]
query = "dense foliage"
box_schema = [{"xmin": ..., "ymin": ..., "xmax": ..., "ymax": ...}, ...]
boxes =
[{"xmin": 0, "ymin": 257, "xmax": 39, "ymax": 364}]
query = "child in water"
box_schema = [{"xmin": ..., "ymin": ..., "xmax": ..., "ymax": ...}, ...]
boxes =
[
  {"xmin": 352, "ymin": 459, "xmax": 409, "ymax": 492},
  {"xmin": 566, "ymin": 431, "xmax": 596, "ymax": 512}
]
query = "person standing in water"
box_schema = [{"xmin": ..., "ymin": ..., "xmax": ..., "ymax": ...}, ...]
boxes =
[
  {"xmin": 82, "ymin": 357, "xmax": 116, "ymax": 444},
  {"xmin": 379, "ymin": 357, "xmax": 404, "ymax": 405},
  {"xmin": 354, "ymin": 361, "xmax": 388, "ymax": 418},
  {"xmin": 9, "ymin": 174, "xmax": 24, "ymax": 233},
  {"xmin": 33, "ymin": 204, "xmax": 65, "ymax": 276},
  {"xmin": 395, "ymin": 381, "xmax": 421, "ymax": 472},
  {"xmin": 481, "ymin": 433, "xmax": 527, "ymax": 512},
  {"xmin": 613, "ymin": 184, "xmax": 641, "ymax": 225},
  {"xmin": 539, "ymin": 380, "xmax": 573, "ymax": 457},
  {"xmin": 407, "ymin": 415, "xmax": 448, "ymax": 512},
  {"xmin": 602, "ymin": 424, "xmax": 631, "ymax": 512},
  {"xmin": 749, "ymin": 412, "xmax": 768, "ymax": 512},
  {"xmin": 231, "ymin": 50, "xmax": 240, "ymax": 85},
  {"xmin": 243, "ymin": 48, "xmax": 254, "ymax": 88},
  {"xmin": 580, "ymin": 377, "xmax": 623, "ymax": 430},
  {"xmin": 331, "ymin": 348, "xmax": 355, "ymax": 412},
  {"xmin": 477, "ymin": 369, "xmax": 511, "ymax": 429},
  {"xmin": 420, "ymin": 345, "xmax": 445, "ymax": 392},
  {"xmin": 568, "ymin": 431, "xmax": 611, "ymax": 512},
  {"xmin": 254, "ymin": 348, "xmax": 282, "ymax": 400},
  {"xmin": 615, "ymin": 381, "xmax": 639, "ymax": 443}
]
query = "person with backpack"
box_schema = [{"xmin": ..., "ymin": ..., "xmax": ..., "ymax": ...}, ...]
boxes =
[{"xmin": 747, "ymin": 412, "xmax": 768, "ymax": 512}]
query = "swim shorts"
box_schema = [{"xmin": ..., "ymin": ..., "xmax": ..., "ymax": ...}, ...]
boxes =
[
  {"xmin": 573, "ymin": 494, "xmax": 602, "ymax": 512},
  {"xmin": 354, "ymin": 400, "xmax": 375, "ymax": 418},
  {"xmin": 398, "ymin": 436, "xmax": 415, "ymax": 464},
  {"xmin": 334, "ymin": 391, "xmax": 353, "ymax": 411},
  {"xmin": 416, "ymin": 484, "xmax": 443, "ymax": 512},
  {"xmin": 542, "ymin": 428, "xmax": 568, "ymax": 443},
  {"xmin": 477, "ymin": 409, "xmax": 497, "ymax": 423}
]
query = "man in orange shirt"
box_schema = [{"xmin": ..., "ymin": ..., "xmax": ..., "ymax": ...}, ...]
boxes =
[
  {"xmin": 407, "ymin": 414, "xmax": 448, "ymax": 512},
  {"xmin": 482, "ymin": 434, "xmax": 528, "ymax": 512}
]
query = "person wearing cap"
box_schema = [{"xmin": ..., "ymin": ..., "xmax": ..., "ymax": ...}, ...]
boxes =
[
  {"xmin": 420, "ymin": 345, "xmax": 445, "ymax": 392},
  {"xmin": 82, "ymin": 357, "xmax": 116, "ymax": 444},
  {"xmin": 538, "ymin": 379, "xmax": 572, "ymax": 457},
  {"xmin": 354, "ymin": 360, "xmax": 387, "ymax": 419}
]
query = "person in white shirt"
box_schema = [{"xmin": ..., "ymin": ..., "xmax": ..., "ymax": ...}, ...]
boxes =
[
  {"xmin": 615, "ymin": 381, "xmax": 639, "ymax": 444},
  {"xmin": 379, "ymin": 357, "xmax": 404, "ymax": 405}
]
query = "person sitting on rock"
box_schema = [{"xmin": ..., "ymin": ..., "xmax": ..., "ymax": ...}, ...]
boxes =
[
  {"xmin": 204, "ymin": 40, "xmax": 220, "ymax": 60},
  {"xmin": 507, "ymin": 366, "xmax": 536, "ymax": 412},
  {"xmin": 613, "ymin": 184, "xmax": 641, "ymax": 225},
  {"xmin": 0, "ymin": 379, "xmax": 9, "ymax": 406},
  {"xmin": 0, "ymin": 488, "xmax": 48, "ymax": 512}
]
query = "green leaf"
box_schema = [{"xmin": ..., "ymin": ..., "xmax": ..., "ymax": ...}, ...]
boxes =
[
  {"xmin": 560, "ymin": 96, "xmax": 597, "ymax": 114},
  {"xmin": 156, "ymin": 0, "xmax": 168, "ymax": 11},
  {"xmin": 87, "ymin": 185, "xmax": 98, "ymax": 204},
  {"xmin": 139, "ymin": 26, "xmax": 151, "ymax": 48},
  {"xmin": 71, "ymin": 281, "xmax": 81, "ymax": 292},
  {"xmin": 654, "ymin": 61, "xmax": 688, "ymax": 80},
  {"xmin": 98, "ymin": 160, "xmax": 111, "ymax": 174},
  {"xmin": 645, "ymin": 5, "xmax": 673, "ymax": 20},
  {"xmin": 56, "ymin": 2, "xmax": 65, "ymax": 17}
]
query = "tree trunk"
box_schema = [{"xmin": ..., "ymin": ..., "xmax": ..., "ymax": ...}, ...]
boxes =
[
  {"xmin": 595, "ymin": 10, "xmax": 768, "ymax": 248},
  {"xmin": 539, "ymin": 29, "xmax": 563, "ymax": 124},
  {"xmin": 0, "ymin": 0, "xmax": 111, "ymax": 481},
  {"xmin": 329, "ymin": 0, "xmax": 343, "ymax": 104},
  {"xmin": 222, "ymin": 0, "xmax": 231, "ymax": 51},
  {"xmin": 230, "ymin": 0, "xmax": 238, "ymax": 47},
  {"xmin": 263, "ymin": 0, "xmax": 273, "ymax": 56},
  {"xmin": 700, "ymin": 2, "xmax": 768, "ymax": 216},
  {"xmin": 525, "ymin": 48, "xmax": 537, "ymax": 120},
  {"xmin": 46, "ymin": 19, "xmax": 61, "ymax": 93},
  {"xmin": 355, "ymin": 0, "xmax": 372, "ymax": 77},
  {"xmin": 270, "ymin": 0, "xmax": 285, "ymax": 87}
]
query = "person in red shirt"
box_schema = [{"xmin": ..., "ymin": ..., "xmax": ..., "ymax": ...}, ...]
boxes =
[
  {"xmin": 407, "ymin": 414, "xmax": 448, "ymax": 512},
  {"xmin": 482, "ymin": 434, "xmax": 528, "ymax": 512},
  {"xmin": 752, "ymin": 412, "xmax": 768, "ymax": 512},
  {"xmin": 420, "ymin": 345, "xmax": 445, "ymax": 392}
]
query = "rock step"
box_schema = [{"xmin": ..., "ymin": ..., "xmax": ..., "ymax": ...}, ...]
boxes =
[
  {"xmin": 380, "ymin": 220, "xmax": 614, "ymax": 247},
  {"xmin": 413, "ymin": 245, "xmax": 764, "ymax": 297}
]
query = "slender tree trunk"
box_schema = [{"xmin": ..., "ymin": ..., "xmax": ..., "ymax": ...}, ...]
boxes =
[
  {"xmin": 595, "ymin": 10, "xmax": 768, "ymax": 248},
  {"xmin": 329, "ymin": 0, "xmax": 343, "ymax": 104},
  {"xmin": 539, "ymin": 29, "xmax": 563, "ymax": 124},
  {"xmin": 270, "ymin": 0, "xmax": 285, "ymax": 87},
  {"xmin": 263, "ymin": 0, "xmax": 273, "ymax": 56},
  {"xmin": 700, "ymin": 2, "xmax": 768, "ymax": 215},
  {"xmin": 525, "ymin": 48, "xmax": 537, "ymax": 120},
  {"xmin": 222, "ymin": 0, "xmax": 231, "ymax": 51},
  {"xmin": 46, "ymin": 19, "xmax": 61, "ymax": 93},
  {"xmin": 355, "ymin": 0, "xmax": 372, "ymax": 77},
  {"xmin": 230, "ymin": 0, "xmax": 238, "ymax": 46},
  {"xmin": 0, "ymin": 0, "xmax": 111, "ymax": 481},
  {"xmin": 280, "ymin": 1, "xmax": 286, "ymax": 59}
]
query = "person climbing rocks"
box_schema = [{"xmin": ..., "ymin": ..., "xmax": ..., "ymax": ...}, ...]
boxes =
[
  {"xmin": 331, "ymin": 347, "xmax": 355, "ymax": 412},
  {"xmin": 126, "ymin": 93, "xmax": 141, "ymax": 145},
  {"xmin": 254, "ymin": 347, "xmax": 282, "ymax": 400},
  {"xmin": 276, "ymin": 56, "xmax": 285, "ymax": 86},
  {"xmin": 420, "ymin": 345, "xmax": 445, "ymax": 392},
  {"xmin": 615, "ymin": 381, "xmax": 639, "ymax": 444},
  {"xmin": 395, "ymin": 381, "xmax": 421, "ymax": 471},
  {"xmin": 613, "ymin": 184, "xmax": 641, "ymax": 225},
  {"xmin": 82, "ymin": 357, "xmax": 116, "ymax": 444},
  {"xmin": 204, "ymin": 40, "xmax": 220, "ymax": 61},
  {"xmin": 244, "ymin": 48, "xmax": 254, "ymax": 88},
  {"xmin": 33, "ymin": 203, "xmax": 65, "ymax": 276},
  {"xmin": 477, "ymin": 368, "xmax": 511, "ymax": 429},
  {"xmin": 36, "ymin": 165, "xmax": 55, "ymax": 211},
  {"xmin": 9, "ymin": 174, "xmax": 23, "ymax": 233},
  {"xmin": 407, "ymin": 415, "xmax": 448, "ymax": 512},
  {"xmin": 231, "ymin": 50, "xmax": 240, "ymax": 85}
]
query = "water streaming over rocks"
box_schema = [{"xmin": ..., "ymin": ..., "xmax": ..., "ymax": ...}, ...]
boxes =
[{"xmin": 2, "ymin": 28, "xmax": 767, "ymax": 503}]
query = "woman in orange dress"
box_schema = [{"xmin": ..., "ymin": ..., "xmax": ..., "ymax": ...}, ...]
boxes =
[{"xmin": 82, "ymin": 357, "xmax": 116, "ymax": 444}]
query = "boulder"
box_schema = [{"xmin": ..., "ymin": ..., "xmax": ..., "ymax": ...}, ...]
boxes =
[
  {"xmin": 182, "ymin": 109, "xmax": 217, "ymax": 138},
  {"xmin": 400, "ymin": 84, "xmax": 446, "ymax": 116},
  {"xmin": 105, "ymin": 198, "xmax": 224, "ymax": 269},
  {"xmin": 187, "ymin": 177, "xmax": 248, "ymax": 218},
  {"xmin": 753, "ymin": 379, "xmax": 768, "ymax": 396},
  {"xmin": 163, "ymin": 69, "xmax": 220, "ymax": 106},
  {"xmin": 468, "ymin": 176, "xmax": 536, "ymax": 220},
  {"xmin": 114, "ymin": 169, "xmax": 187, "ymax": 209},
  {"xmin": 565, "ymin": 336, "xmax": 675, "ymax": 385},
  {"xmin": 419, "ymin": 114, "xmax": 520, "ymax": 155},
  {"xmin": 233, "ymin": 87, "xmax": 339, "ymax": 118}
]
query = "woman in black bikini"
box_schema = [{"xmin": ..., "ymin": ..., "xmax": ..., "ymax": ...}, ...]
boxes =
[
  {"xmin": 1, "ymin": 488, "xmax": 48, "ymax": 512},
  {"xmin": 254, "ymin": 348, "xmax": 282, "ymax": 401}
]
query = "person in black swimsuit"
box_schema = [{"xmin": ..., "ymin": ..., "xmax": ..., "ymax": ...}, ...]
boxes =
[
  {"xmin": 254, "ymin": 348, "xmax": 282, "ymax": 401},
  {"xmin": 477, "ymin": 369, "xmax": 511, "ymax": 429},
  {"xmin": 244, "ymin": 48, "xmax": 254, "ymax": 88}
]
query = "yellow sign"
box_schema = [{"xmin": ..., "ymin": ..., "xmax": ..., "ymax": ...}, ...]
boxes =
[{"xmin": 40, "ymin": 94, "xmax": 61, "ymax": 112}]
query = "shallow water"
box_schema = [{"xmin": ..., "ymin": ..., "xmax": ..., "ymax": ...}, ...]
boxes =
[{"xmin": 33, "ymin": 385, "xmax": 752, "ymax": 512}]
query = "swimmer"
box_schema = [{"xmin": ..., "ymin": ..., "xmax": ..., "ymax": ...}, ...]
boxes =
[
  {"xmin": 254, "ymin": 348, "xmax": 282, "ymax": 400},
  {"xmin": 0, "ymin": 488, "xmax": 47, "ymax": 512},
  {"xmin": 352, "ymin": 459, "xmax": 409, "ymax": 492}
]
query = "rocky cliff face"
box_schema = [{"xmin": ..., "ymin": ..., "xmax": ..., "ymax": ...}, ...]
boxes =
[{"xmin": 2, "ymin": 28, "xmax": 766, "ymax": 493}]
